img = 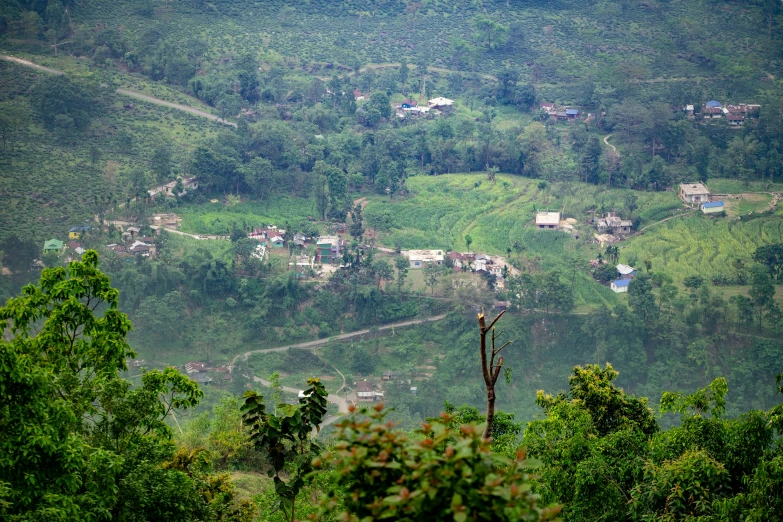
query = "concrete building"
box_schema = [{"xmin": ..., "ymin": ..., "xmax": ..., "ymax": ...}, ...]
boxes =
[
  {"xmin": 316, "ymin": 236, "xmax": 341, "ymax": 263},
  {"xmin": 535, "ymin": 212, "xmax": 561, "ymax": 230},
  {"xmin": 405, "ymin": 249, "xmax": 445, "ymax": 268},
  {"xmin": 679, "ymin": 183, "xmax": 711, "ymax": 205}
]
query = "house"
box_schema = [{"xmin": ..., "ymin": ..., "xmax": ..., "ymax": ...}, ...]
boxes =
[
  {"xmin": 382, "ymin": 370, "xmax": 399, "ymax": 381},
  {"xmin": 128, "ymin": 240, "xmax": 154, "ymax": 257},
  {"xmin": 353, "ymin": 89, "xmax": 366, "ymax": 101},
  {"xmin": 727, "ymin": 114, "xmax": 744, "ymax": 126},
  {"xmin": 448, "ymin": 251, "xmax": 475, "ymax": 271},
  {"xmin": 617, "ymin": 264, "xmax": 637, "ymax": 277},
  {"xmin": 357, "ymin": 381, "xmax": 375, "ymax": 402},
  {"xmin": 401, "ymin": 99, "xmax": 418, "ymax": 108},
  {"xmin": 190, "ymin": 373, "xmax": 213, "ymax": 385},
  {"xmin": 555, "ymin": 111, "xmax": 568, "ymax": 121},
  {"xmin": 66, "ymin": 241, "xmax": 86, "ymax": 256},
  {"xmin": 427, "ymin": 97, "xmax": 454, "ymax": 110},
  {"xmin": 540, "ymin": 102, "xmax": 555, "ymax": 114},
  {"xmin": 594, "ymin": 212, "xmax": 632, "ymax": 235},
  {"xmin": 706, "ymin": 100, "xmax": 722, "ymax": 109},
  {"xmin": 293, "ymin": 234, "xmax": 307, "ymax": 247},
  {"xmin": 535, "ymin": 211, "xmax": 561, "ymax": 230},
  {"xmin": 701, "ymin": 201, "xmax": 725, "ymax": 214},
  {"xmin": 679, "ymin": 183, "xmax": 710, "ymax": 205},
  {"xmin": 685, "ymin": 104, "xmax": 694, "ymax": 118},
  {"xmin": 184, "ymin": 362, "xmax": 209, "ymax": 374},
  {"xmin": 611, "ymin": 279, "xmax": 632, "ymax": 293},
  {"xmin": 566, "ymin": 108, "xmax": 579, "ymax": 120},
  {"xmin": 126, "ymin": 226, "xmax": 140, "ymax": 237},
  {"xmin": 269, "ymin": 235, "xmax": 284, "ymax": 248},
  {"xmin": 405, "ymin": 249, "xmax": 445, "ymax": 268},
  {"xmin": 68, "ymin": 225, "xmax": 90, "ymax": 239},
  {"xmin": 703, "ymin": 106, "xmax": 722, "ymax": 118},
  {"xmin": 43, "ymin": 239, "xmax": 64, "ymax": 254},
  {"xmin": 316, "ymin": 236, "xmax": 341, "ymax": 263}
]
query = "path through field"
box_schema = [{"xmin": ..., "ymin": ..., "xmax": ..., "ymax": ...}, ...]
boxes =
[
  {"xmin": 603, "ymin": 134, "xmax": 619, "ymax": 157},
  {"xmin": 0, "ymin": 54, "xmax": 235, "ymax": 127}
]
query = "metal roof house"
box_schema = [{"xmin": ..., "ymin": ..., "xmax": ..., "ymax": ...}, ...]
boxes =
[
  {"xmin": 405, "ymin": 249, "xmax": 445, "ymax": 268},
  {"xmin": 43, "ymin": 239, "xmax": 64, "ymax": 254},
  {"xmin": 701, "ymin": 201, "xmax": 725, "ymax": 214},
  {"xmin": 611, "ymin": 279, "xmax": 632, "ymax": 293},
  {"xmin": 617, "ymin": 264, "xmax": 637, "ymax": 277},
  {"xmin": 706, "ymin": 100, "xmax": 722, "ymax": 108}
]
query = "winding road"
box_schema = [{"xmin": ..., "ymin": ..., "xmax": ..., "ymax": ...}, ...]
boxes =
[
  {"xmin": 603, "ymin": 134, "xmax": 619, "ymax": 156},
  {"xmin": 0, "ymin": 53, "xmax": 235, "ymax": 127}
]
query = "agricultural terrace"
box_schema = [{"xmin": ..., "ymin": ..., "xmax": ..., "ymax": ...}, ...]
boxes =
[
  {"xmin": 363, "ymin": 173, "xmax": 679, "ymax": 255},
  {"xmin": 173, "ymin": 197, "xmax": 320, "ymax": 236},
  {"xmin": 622, "ymin": 210, "xmax": 783, "ymax": 282}
]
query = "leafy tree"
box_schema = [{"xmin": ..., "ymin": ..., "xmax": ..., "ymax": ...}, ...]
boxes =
[
  {"xmin": 464, "ymin": 234, "xmax": 473, "ymax": 253},
  {"xmin": 423, "ymin": 263, "xmax": 443, "ymax": 296},
  {"xmin": 472, "ymin": 15, "xmax": 509, "ymax": 50},
  {"xmin": 0, "ymin": 235, "xmax": 38, "ymax": 273},
  {"xmin": 749, "ymin": 265, "xmax": 778, "ymax": 330},
  {"xmin": 394, "ymin": 255, "xmax": 409, "ymax": 293},
  {"xmin": 753, "ymin": 243, "xmax": 783, "ymax": 282},
  {"xmin": 0, "ymin": 252, "xmax": 251, "ymax": 520},
  {"xmin": 629, "ymin": 273, "xmax": 658, "ymax": 323},
  {"xmin": 367, "ymin": 92, "xmax": 391, "ymax": 120},
  {"xmin": 30, "ymin": 75, "xmax": 96, "ymax": 131},
  {"xmin": 241, "ymin": 378, "xmax": 328, "ymax": 522},
  {"xmin": 312, "ymin": 406, "xmax": 560, "ymax": 521},
  {"xmin": 151, "ymin": 142, "xmax": 173, "ymax": 182}
]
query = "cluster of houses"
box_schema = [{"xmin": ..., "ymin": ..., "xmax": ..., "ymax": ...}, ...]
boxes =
[
  {"xmin": 248, "ymin": 226, "xmax": 286, "ymax": 248},
  {"xmin": 183, "ymin": 361, "xmax": 233, "ymax": 385},
  {"xmin": 105, "ymin": 226, "xmax": 158, "ymax": 258},
  {"xmin": 593, "ymin": 212, "xmax": 633, "ymax": 236},
  {"xmin": 610, "ymin": 263, "xmax": 638, "ymax": 293},
  {"xmin": 147, "ymin": 176, "xmax": 198, "ymax": 199},
  {"xmin": 679, "ymin": 182, "xmax": 725, "ymax": 214},
  {"xmin": 540, "ymin": 103, "xmax": 582, "ymax": 122},
  {"xmin": 40, "ymin": 226, "xmax": 93, "ymax": 266},
  {"xmin": 684, "ymin": 101, "xmax": 760, "ymax": 126}
]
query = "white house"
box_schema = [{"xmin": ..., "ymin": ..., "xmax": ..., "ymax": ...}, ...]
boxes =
[
  {"xmin": 701, "ymin": 201, "xmax": 725, "ymax": 214},
  {"xmin": 405, "ymin": 249, "xmax": 445, "ymax": 268},
  {"xmin": 356, "ymin": 381, "xmax": 375, "ymax": 402},
  {"xmin": 535, "ymin": 212, "xmax": 561, "ymax": 230},
  {"xmin": 617, "ymin": 264, "xmax": 637, "ymax": 277},
  {"xmin": 427, "ymin": 97, "xmax": 454, "ymax": 109},
  {"xmin": 679, "ymin": 183, "xmax": 710, "ymax": 205},
  {"xmin": 611, "ymin": 279, "xmax": 631, "ymax": 293}
]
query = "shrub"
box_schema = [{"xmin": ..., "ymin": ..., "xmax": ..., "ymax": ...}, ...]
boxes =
[{"xmin": 311, "ymin": 406, "xmax": 560, "ymax": 521}]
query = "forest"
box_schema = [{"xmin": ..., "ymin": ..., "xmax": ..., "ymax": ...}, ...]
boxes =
[{"xmin": 1, "ymin": 0, "xmax": 783, "ymax": 520}]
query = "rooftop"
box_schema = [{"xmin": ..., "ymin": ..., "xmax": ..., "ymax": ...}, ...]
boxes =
[
  {"xmin": 617, "ymin": 264, "xmax": 636, "ymax": 275},
  {"xmin": 679, "ymin": 183, "xmax": 710, "ymax": 195},
  {"xmin": 702, "ymin": 201, "xmax": 725, "ymax": 208},
  {"xmin": 317, "ymin": 235, "xmax": 340, "ymax": 246},
  {"xmin": 406, "ymin": 249, "xmax": 445, "ymax": 262},
  {"xmin": 612, "ymin": 279, "xmax": 632, "ymax": 288},
  {"xmin": 706, "ymin": 100, "xmax": 722, "ymax": 108},
  {"xmin": 535, "ymin": 211, "xmax": 561, "ymax": 226}
]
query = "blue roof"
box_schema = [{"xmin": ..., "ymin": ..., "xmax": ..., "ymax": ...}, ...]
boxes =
[
  {"xmin": 612, "ymin": 279, "xmax": 632, "ymax": 287},
  {"xmin": 566, "ymin": 109, "xmax": 579, "ymax": 115},
  {"xmin": 68, "ymin": 225, "xmax": 90, "ymax": 232},
  {"xmin": 702, "ymin": 201, "xmax": 724, "ymax": 208},
  {"xmin": 706, "ymin": 100, "xmax": 722, "ymax": 108}
]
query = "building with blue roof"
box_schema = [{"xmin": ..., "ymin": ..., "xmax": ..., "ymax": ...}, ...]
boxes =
[
  {"xmin": 701, "ymin": 201, "xmax": 725, "ymax": 214},
  {"xmin": 706, "ymin": 100, "xmax": 722, "ymax": 108},
  {"xmin": 610, "ymin": 278, "xmax": 632, "ymax": 293},
  {"xmin": 565, "ymin": 108, "xmax": 579, "ymax": 120}
]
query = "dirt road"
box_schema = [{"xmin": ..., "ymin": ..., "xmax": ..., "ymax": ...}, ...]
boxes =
[
  {"xmin": 0, "ymin": 54, "xmax": 235, "ymax": 127},
  {"xmin": 116, "ymin": 88, "xmax": 236, "ymax": 127},
  {"xmin": 231, "ymin": 313, "xmax": 448, "ymax": 366},
  {"xmin": 0, "ymin": 53, "xmax": 64, "ymax": 75},
  {"xmin": 603, "ymin": 134, "xmax": 618, "ymax": 156}
]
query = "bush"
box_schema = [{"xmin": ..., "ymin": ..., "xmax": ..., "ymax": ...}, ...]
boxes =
[{"xmin": 312, "ymin": 406, "xmax": 560, "ymax": 521}]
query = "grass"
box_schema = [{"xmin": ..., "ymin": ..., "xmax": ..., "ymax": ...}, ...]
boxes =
[{"xmin": 175, "ymin": 197, "xmax": 321, "ymax": 235}]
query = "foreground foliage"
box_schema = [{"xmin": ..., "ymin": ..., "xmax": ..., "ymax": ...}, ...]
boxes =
[
  {"xmin": 312, "ymin": 404, "xmax": 561, "ymax": 521},
  {"xmin": 0, "ymin": 251, "xmax": 255, "ymax": 521}
]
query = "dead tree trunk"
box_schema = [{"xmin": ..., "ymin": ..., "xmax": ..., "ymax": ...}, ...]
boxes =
[{"xmin": 478, "ymin": 309, "xmax": 511, "ymax": 439}]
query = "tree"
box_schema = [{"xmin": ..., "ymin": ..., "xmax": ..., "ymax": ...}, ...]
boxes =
[
  {"xmin": 465, "ymin": 234, "xmax": 473, "ymax": 253},
  {"xmin": 0, "ymin": 252, "xmax": 252, "ymax": 520},
  {"xmin": 30, "ymin": 75, "xmax": 96, "ymax": 131},
  {"xmin": 472, "ymin": 15, "xmax": 509, "ymax": 50},
  {"xmin": 372, "ymin": 258, "xmax": 394, "ymax": 289},
  {"xmin": 151, "ymin": 142, "xmax": 173, "ymax": 182},
  {"xmin": 477, "ymin": 310, "xmax": 513, "ymax": 439},
  {"xmin": 749, "ymin": 265, "xmax": 777, "ymax": 330},
  {"xmin": 753, "ymin": 243, "xmax": 783, "ymax": 283},
  {"xmin": 394, "ymin": 256, "xmax": 409, "ymax": 293},
  {"xmin": 0, "ymin": 235, "xmax": 38, "ymax": 273},
  {"xmin": 629, "ymin": 273, "xmax": 658, "ymax": 323},
  {"xmin": 399, "ymin": 59, "xmax": 409, "ymax": 95},
  {"xmin": 241, "ymin": 378, "xmax": 327, "ymax": 522},
  {"xmin": 423, "ymin": 263, "xmax": 443, "ymax": 296},
  {"xmin": 312, "ymin": 406, "xmax": 560, "ymax": 521}
]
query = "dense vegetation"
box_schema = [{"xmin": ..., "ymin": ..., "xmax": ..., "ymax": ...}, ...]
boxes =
[{"xmin": 2, "ymin": 0, "xmax": 783, "ymax": 519}]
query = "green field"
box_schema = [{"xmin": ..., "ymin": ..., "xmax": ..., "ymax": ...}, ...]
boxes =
[{"xmin": 175, "ymin": 197, "xmax": 321, "ymax": 235}]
